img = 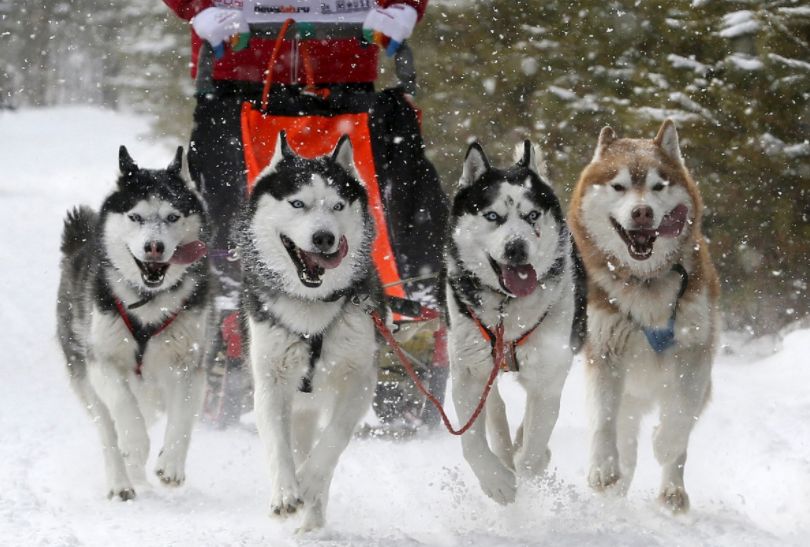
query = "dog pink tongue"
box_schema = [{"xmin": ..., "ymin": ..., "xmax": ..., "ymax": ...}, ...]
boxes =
[
  {"xmin": 501, "ymin": 264, "xmax": 538, "ymax": 297},
  {"xmin": 657, "ymin": 204, "xmax": 688, "ymax": 238},
  {"xmin": 169, "ymin": 240, "xmax": 208, "ymax": 264},
  {"xmin": 306, "ymin": 236, "xmax": 349, "ymax": 270}
]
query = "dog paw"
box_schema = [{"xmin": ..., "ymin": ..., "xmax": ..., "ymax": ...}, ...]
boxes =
[
  {"xmin": 659, "ymin": 485, "xmax": 690, "ymax": 513},
  {"xmin": 155, "ymin": 466, "xmax": 185, "ymax": 487},
  {"xmin": 471, "ymin": 454, "xmax": 517, "ymax": 504},
  {"xmin": 296, "ymin": 461, "xmax": 330, "ymax": 506},
  {"xmin": 269, "ymin": 476, "xmax": 302, "ymax": 517},
  {"xmin": 155, "ymin": 450, "xmax": 186, "ymax": 487},
  {"xmin": 514, "ymin": 447, "xmax": 551, "ymax": 478},
  {"xmin": 108, "ymin": 487, "xmax": 136, "ymax": 501},
  {"xmin": 588, "ymin": 457, "xmax": 621, "ymax": 491},
  {"xmin": 295, "ymin": 508, "xmax": 325, "ymax": 534}
]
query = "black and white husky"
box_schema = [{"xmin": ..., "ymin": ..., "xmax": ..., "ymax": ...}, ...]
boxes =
[
  {"xmin": 445, "ymin": 142, "xmax": 586, "ymax": 504},
  {"xmin": 238, "ymin": 133, "xmax": 382, "ymax": 532},
  {"xmin": 57, "ymin": 147, "xmax": 211, "ymax": 500}
]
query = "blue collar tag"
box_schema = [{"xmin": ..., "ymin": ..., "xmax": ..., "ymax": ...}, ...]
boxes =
[{"xmin": 643, "ymin": 317, "xmax": 676, "ymax": 353}]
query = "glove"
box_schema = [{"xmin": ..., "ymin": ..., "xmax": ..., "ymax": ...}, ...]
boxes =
[
  {"xmin": 363, "ymin": 4, "xmax": 418, "ymax": 57},
  {"xmin": 191, "ymin": 7, "xmax": 250, "ymax": 59}
]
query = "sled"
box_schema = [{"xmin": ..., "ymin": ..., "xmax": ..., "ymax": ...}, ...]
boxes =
[{"xmin": 199, "ymin": 20, "xmax": 449, "ymax": 431}]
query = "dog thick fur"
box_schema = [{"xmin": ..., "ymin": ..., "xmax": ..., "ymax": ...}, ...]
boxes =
[
  {"xmin": 57, "ymin": 146, "xmax": 211, "ymax": 500},
  {"xmin": 568, "ymin": 120, "xmax": 720, "ymax": 511},
  {"xmin": 239, "ymin": 133, "xmax": 382, "ymax": 531},
  {"xmin": 444, "ymin": 141, "xmax": 586, "ymax": 504}
]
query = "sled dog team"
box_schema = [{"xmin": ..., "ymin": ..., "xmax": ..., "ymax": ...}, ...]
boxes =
[{"xmin": 57, "ymin": 119, "xmax": 719, "ymax": 531}]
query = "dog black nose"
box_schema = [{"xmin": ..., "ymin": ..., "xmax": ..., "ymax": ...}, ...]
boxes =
[
  {"xmin": 632, "ymin": 205, "xmax": 654, "ymax": 228},
  {"xmin": 144, "ymin": 240, "xmax": 165, "ymax": 257},
  {"xmin": 312, "ymin": 230, "xmax": 335, "ymax": 252},
  {"xmin": 504, "ymin": 239, "xmax": 528, "ymax": 265}
]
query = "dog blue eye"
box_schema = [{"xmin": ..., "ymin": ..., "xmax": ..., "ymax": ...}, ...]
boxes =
[
  {"xmin": 333, "ymin": 202, "xmax": 345, "ymax": 211},
  {"xmin": 611, "ymin": 184, "xmax": 626, "ymax": 192},
  {"xmin": 128, "ymin": 213, "xmax": 143, "ymax": 223},
  {"xmin": 652, "ymin": 183, "xmax": 665, "ymax": 191},
  {"xmin": 527, "ymin": 211, "xmax": 540, "ymax": 222},
  {"xmin": 290, "ymin": 200, "xmax": 305, "ymax": 209},
  {"xmin": 483, "ymin": 211, "xmax": 500, "ymax": 222},
  {"xmin": 166, "ymin": 213, "xmax": 180, "ymax": 223}
]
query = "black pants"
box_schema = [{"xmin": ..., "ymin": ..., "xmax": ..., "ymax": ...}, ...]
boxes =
[{"xmin": 188, "ymin": 92, "xmax": 250, "ymax": 269}]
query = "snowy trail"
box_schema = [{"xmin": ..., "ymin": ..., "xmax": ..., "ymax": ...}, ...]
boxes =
[{"xmin": 1, "ymin": 107, "xmax": 808, "ymax": 546}]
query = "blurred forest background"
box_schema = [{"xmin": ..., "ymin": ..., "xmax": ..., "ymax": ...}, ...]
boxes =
[{"xmin": 2, "ymin": 0, "xmax": 808, "ymax": 334}]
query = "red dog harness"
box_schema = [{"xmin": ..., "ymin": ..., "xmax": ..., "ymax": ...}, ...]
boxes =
[
  {"xmin": 114, "ymin": 299, "xmax": 181, "ymax": 377},
  {"xmin": 465, "ymin": 306, "xmax": 550, "ymax": 372}
]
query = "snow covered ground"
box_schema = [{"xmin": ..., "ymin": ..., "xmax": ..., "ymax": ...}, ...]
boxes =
[{"xmin": 1, "ymin": 107, "xmax": 808, "ymax": 546}]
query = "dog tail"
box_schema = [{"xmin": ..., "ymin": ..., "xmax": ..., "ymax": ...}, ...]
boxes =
[{"xmin": 61, "ymin": 206, "xmax": 97, "ymax": 256}]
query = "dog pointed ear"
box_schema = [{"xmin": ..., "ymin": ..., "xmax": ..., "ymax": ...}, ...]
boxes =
[
  {"xmin": 266, "ymin": 131, "xmax": 294, "ymax": 174},
  {"xmin": 515, "ymin": 139, "xmax": 549, "ymax": 181},
  {"xmin": 517, "ymin": 140, "xmax": 533, "ymax": 168},
  {"xmin": 460, "ymin": 142, "xmax": 489, "ymax": 188},
  {"xmin": 119, "ymin": 145, "xmax": 138, "ymax": 177},
  {"xmin": 654, "ymin": 119, "xmax": 683, "ymax": 164},
  {"xmin": 331, "ymin": 134, "xmax": 357, "ymax": 176},
  {"xmin": 592, "ymin": 126, "xmax": 616, "ymax": 162},
  {"xmin": 167, "ymin": 146, "xmax": 184, "ymax": 175}
]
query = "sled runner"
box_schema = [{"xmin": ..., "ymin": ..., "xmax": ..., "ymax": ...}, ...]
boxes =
[{"xmin": 199, "ymin": 20, "xmax": 449, "ymax": 432}]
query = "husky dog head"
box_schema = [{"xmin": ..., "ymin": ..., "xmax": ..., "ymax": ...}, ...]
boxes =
[
  {"xmin": 448, "ymin": 141, "xmax": 566, "ymax": 298},
  {"xmin": 244, "ymin": 132, "xmax": 373, "ymax": 300},
  {"xmin": 570, "ymin": 120, "xmax": 701, "ymax": 277},
  {"xmin": 100, "ymin": 146, "xmax": 208, "ymax": 291}
]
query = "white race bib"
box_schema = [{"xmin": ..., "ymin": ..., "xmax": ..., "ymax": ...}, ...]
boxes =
[{"xmin": 241, "ymin": 0, "xmax": 373, "ymax": 24}]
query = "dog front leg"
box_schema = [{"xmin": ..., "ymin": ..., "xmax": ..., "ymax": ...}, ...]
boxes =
[
  {"xmin": 653, "ymin": 348, "xmax": 712, "ymax": 512},
  {"xmin": 254, "ymin": 370, "xmax": 301, "ymax": 517},
  {"xmin": 515, "ymin": 354, "xmax": 570, "ymax": 479},
  {"xmin": 89, "ymin": 363, "xmax": 150, "ymax": 488},
  {"xmin": 155, "ymin": 365, "xmax": 206, "ymax": 486},
  {"xmin": 70, "ymin": 373, "xmax": 134, "ymax": 500},
  {"xmin": 296, "ymin": 368, "xmax": 375, "ymax": 532},
  {"xmin": 586, "ymin": 353, "xmax": 625, "ymax": 492},
  {"xmin": 485, "ymin": 384, "xmax": 514, "ymax": 470},
  {"xmin": 452, "ymin": 357, "xmax": 516, "ymax": 504}
]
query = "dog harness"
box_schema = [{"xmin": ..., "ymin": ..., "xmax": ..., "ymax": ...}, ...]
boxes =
[
  {"xmin": 449, "ymin": 261, "xmax": 561, "ymax": 373},
  {"xmin": 464, "ymin": 306, "xmax": 550, "ymax": 372},
  {"xmin": 641, "ymin": 264, "xmax": 689, "ymax": 353},
  {"xmin": 249, "ymin": 284, "xmax": 369, "ymax": 394},
  {"xmin": 298, "ymin": 333, "xmax": 322, "ymax": 393},
  {"xmin": 114, "ymin": 298, "xmax": 181, "ymax": 377}
]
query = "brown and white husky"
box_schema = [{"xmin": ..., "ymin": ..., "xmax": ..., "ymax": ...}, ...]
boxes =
[{"xmin": 568, "ymin": 120, "xmax": 720, "ymax": 512}]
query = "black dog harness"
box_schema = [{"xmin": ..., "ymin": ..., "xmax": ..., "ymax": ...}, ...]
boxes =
[
  {"xmin": 252, "ymin": 287, "xmax": 362, "ymax": 394},
  {"xmin": 114, "ymin": 298, "xmax": 181, "ymax": 377},
  {"xmin": 298, "ymin": 333, "xmax": 322, "ymax": 393}
]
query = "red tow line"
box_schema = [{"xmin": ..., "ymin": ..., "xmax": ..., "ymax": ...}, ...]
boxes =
[{"xmin": 370, "ymin": 310, "xmax": 504, "ymax": 436}]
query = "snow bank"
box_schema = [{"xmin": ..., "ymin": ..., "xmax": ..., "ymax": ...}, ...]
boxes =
[{"xmin": 1, "ymin": 107, "xmax": 809, "ymax": 546}]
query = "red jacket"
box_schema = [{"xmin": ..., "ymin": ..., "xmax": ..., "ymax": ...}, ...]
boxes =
[{"xmin": 164, "ymin": 0, "xmax": 427, "ymax": 84}]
